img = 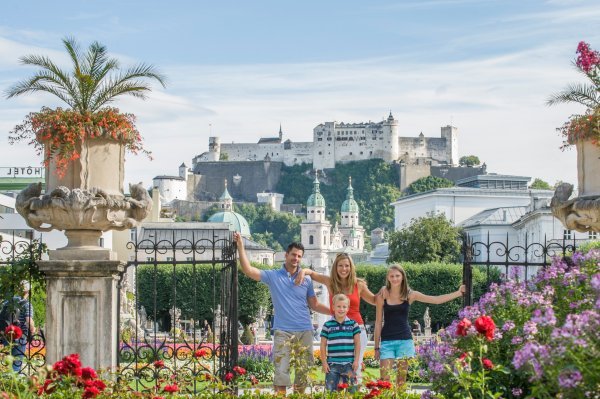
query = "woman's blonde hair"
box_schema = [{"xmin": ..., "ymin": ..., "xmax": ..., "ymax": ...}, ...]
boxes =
[
  {"xmin": 330, "ymin": 253, "xmax": 358, "ymax": 295},
  {"xmin": 386, "ymin": 264, "xmax": 410, "ymax": 300}
]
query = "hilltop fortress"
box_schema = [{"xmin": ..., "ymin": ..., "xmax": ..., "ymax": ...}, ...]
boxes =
[{"xmin": 193, "ymin": 112, "xmax": 459, "ymax": 170}]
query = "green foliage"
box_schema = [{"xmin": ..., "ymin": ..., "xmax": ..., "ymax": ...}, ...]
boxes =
[
  {"xmin": 219, "ymin": 152, "xmax": 229, "ymax": 160},
  {"xmin": 576, "ymin": 239, "xmax": 600, "ymax": 252},
  {"xmin": 459, "ymin": 155, "xmax": 481, "ymax": 167},
  {"xmin": 235, "ymin": 203, "xmax": 302, "ymax": 250},
  {"xmin": 406, "ymin": 175, "xmax": 454, "ymax": 194},
  {"xmin": 388, "ymin": 213, "xmax": 462, "ymax": 264},
  {"xmin": 529, "ymin": 178, "xmax": 552, "ymax": 190},
  {"xmin": 355, "ymin": 263, "xmax": 500, "ymax": 327},
  {"xmin": 201, "ymin": 204, "xmax": 221, "ymax": 222},
  {"xmin": 136, "ymin": 262, "xmax": 273, "ymax": 328},
  {"xmin": 275, "ymin": 159, "xmax": 402, "ymax": 231}
]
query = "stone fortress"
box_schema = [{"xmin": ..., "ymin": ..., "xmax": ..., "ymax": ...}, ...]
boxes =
[{"xmin": 193, "ymin": 112, "xmax": 459, "ymax": 171}]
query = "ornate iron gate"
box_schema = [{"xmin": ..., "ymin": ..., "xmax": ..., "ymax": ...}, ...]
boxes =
[
  {"xmin": 462, "ymin": 233, "xmax": 577, "ymax": 306},
  {"xmin": 0, "ymin": 233, "xmax": 46, "ymax": 375},
  {"xmin": 117, "ymin": 226, "xmax": 238, "ymax": 393}
]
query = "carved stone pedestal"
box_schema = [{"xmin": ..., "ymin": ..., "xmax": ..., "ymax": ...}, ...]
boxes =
[{"xmin": 38, "ymin": 259, "xmax": 125, "ymax": 369}]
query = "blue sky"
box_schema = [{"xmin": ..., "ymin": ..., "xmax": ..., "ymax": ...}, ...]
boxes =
[{"xmin": 2, "ymin": 0, "xmax": 600, "ymax": 190}]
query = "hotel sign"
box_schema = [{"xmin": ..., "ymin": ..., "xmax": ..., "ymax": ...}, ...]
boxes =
[{"xmin": 0, "ymin": 166, "xmax": 45, "ymax": 178}]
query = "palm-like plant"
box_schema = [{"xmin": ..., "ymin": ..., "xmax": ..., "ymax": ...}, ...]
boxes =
[{"xmin": 5, "ymin": 36, "xmax": 166, "ymax": 113}]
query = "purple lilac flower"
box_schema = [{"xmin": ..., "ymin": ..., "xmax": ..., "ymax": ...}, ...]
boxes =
[
  {"xmin": 511, "ymin": 336, "xmax": 523, "ymax": 345},
  {"xmin": 502, "ymin": 320, "xmax": 516, "ymax": 331},
  {"xmin": 591, "ymin": 273, "xmax": 600, "ymax": 291},
  {"xmin": 512, "ymin": 341, "xmax": 550, "ymax": 370},
  {"xmin": 523, "ymin": 321, "xmax": 538, "ymax": 338},
  {"xmin": 421, "ymin": 390, "xmax": 435, "ymax": 399},
  {"xmin": 512, "ymin": 388, "xmax": 523, "ymax": 397},
  {"xmin": 558, "ymin": 368, "xmax": 583, "ymax": 388},
  {"xmin": 531, "ymin": 307, "xmax": 556, "ymax": 326}
]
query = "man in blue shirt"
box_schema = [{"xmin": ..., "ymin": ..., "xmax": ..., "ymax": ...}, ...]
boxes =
[{"xmin": 234, "ymin": 233, "xmax": 329, "ymax": 394}]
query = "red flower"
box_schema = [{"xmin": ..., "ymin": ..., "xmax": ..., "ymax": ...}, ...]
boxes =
[
  {"xmin": 365, "ymin": 388, "xmax": 381, "ymax": 398},
  {"xmin": 337, "ymin": 382, "xmax": 349, "ymax": 390},
  {"xmin": 233, "ymin": 365, "xmax": 246, "ymax": 375},
  {"xmin": 250, "ymin": 375, "xmax": 259, "ymax": 385},
  {"xmin": 37, "ymin": 379, "xmax": 54, "ymax": 395},
  {"xmin": 482, "ymin": 358, "xmax": 494, "ymax": 370},
  {"xmin": 193, "ymin": 349, "xmax": 208, "ymax": 358},
  {"xmin": 456, "ymin": 318, "xmax": 471, "ymax": 336},
  {"xmin": 81, "ymin": 367, "xmax": 97, "ymax": 381},
  {"xmin": 4, "ymin": 324, "xmax": 23, "ymax": 340},
  {"xmin": 474, "ymin": 315, "xmax": 496, "ymax": 341},
  {"xmin": 82, "ymin": 386, "xmax": 100, "ymax": 399},
  {"xmin": 53, "ymin": 353, "xmax": 82, "ymax": 376},
  {"xmin": 153, "ymin": 360, "xmax": 165, "ymax": 368},
  {"xmin": 376, "ymin": 380, "xmax": 392, "ymax": 389},
  {"xmin": 163, "ymin": 384, "xmax": 178, "ymax": 393},
  {"xmin": 224, "ymin": 372, "xmax": 234, "ymax": 382},
  {"xmin": 458, "ymin": 352, "xmax": 469, "ymax": 366},
  {"xmin": 365, "ymin": 381, "xmax": 378, "ymax": 389}
]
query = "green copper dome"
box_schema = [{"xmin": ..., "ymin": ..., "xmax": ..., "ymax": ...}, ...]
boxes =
[
  {"xmin": 307, "ymin": 174, "xmax": 326, "ymax": 207},
  {"xmin": 207, "ymin": 211, "xmax": 251, "ymax": 237},
  {"xmin": 341, "ymin": 177, "xmax": 359, "ymax": 213}
]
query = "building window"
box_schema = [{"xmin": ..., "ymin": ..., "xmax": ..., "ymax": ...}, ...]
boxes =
[
  {"xmin": 262, "ymin": 258, "xmax": 268, "ymax": 265},
  {"xmin": 309, "ymin": 235, "xmax": 314, "ymax": 245},
  {"xmin": 563, "ymin": 229, "xmax": 572, "ymax": 240},
  {"xmin": 186, "ymin": 257, "xmax": 193, "ymax": 261},
  {"xmin": 130, "ymin": 229, "xmax": 136, "ymax": 241},
  {"xmin": 349, "ymin": 152, "xmax": 353, "ymax": 155},
  {"xmin": 589, "ymin": 231, "xmax": 598, "ymax": 240},
  {"xmin": 147, "ymin": 257, "xmax": 155, "ymax": 262},
  {"xmin": 318, "ymin": 151, "xmax": 322, "ymax": 155},
  {"xmin": 167, "ymin": 257, "xmax": 174, "ymax": 262}
]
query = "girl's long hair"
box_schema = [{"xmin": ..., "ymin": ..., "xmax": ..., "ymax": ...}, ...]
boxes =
[
  {"xmin": 330, "ymin": 253, "xmax": 358, "ymax": 295},
  {"xmin": 386, "ymin": 264, "xmax": 410, "ymax": 301}
]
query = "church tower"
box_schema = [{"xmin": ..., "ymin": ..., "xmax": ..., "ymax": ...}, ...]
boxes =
[
  {"xmin": 300, "ymin": 172, "xmax": 331, "ymax": 272},
  {"xmin": 339, "ymin": 177, "xmax": 365, "ymax": 251}
]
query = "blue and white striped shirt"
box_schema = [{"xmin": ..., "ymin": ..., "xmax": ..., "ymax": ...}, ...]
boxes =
[{"xmin": 320, "ymin": 317, "xmax": 360, "ymax": 364}]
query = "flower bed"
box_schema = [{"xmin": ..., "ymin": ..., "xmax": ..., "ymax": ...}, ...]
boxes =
[{"xmin": 419, "ymin": 249, "xmax": 600, "ymax": 398}]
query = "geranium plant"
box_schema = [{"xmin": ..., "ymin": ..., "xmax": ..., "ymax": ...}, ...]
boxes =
[
  {"xmin": 5, "ymin": 37, "xmax": 166, "ymax": 177},
  {"xmin": 548, "ymin": 41, "xmax": 600, "ymax": 149}
]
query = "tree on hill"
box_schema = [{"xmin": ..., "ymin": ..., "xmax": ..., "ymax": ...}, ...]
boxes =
[
  {"xmin": 459, "ymin": 155, "xmax": 481, "ymax": 167},
  {"xmin": 406, "ymin": 175, "xmax": 454, "ymax": 194},
  {"xmin": 387, "ymin": 213, "xmax": 462, "ymax": 263},
  {"xmin": 235, "ymin": 203, "xmax": 302, "ymax": 249},
  {"xmin": 530, "ymin": 178, "xmax": 552, "ymax": 190}
]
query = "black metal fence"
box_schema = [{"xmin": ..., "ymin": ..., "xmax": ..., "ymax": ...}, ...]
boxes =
[
  {"xmin": 462, "ymin": 233, "xmax": 577, "ymax": 306},
  {"xmin": 0, "ymin": 232, "xmax": 46, "ymax": 375},
  {"xmin": 117, "ymin": 226, "xmax": 238, "ymax": 393}
]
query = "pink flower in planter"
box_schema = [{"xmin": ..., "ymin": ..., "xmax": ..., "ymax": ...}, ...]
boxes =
[{"xmin": 576, "ymin": 41, "xmax": 600, "ymax": 73}]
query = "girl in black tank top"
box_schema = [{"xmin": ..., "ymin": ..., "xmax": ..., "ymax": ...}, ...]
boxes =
[{"xmin": 373, "ymin": 265, "xmax": 466, "ymax": 387}]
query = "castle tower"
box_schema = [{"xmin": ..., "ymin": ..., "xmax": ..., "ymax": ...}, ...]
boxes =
[
  {"xmin": 313, "ymin": 122, "xmax": 336, "ymax": 171},
  {"xmin": 278, "ymin": 124, "xmax": 283, "ymax": 142},
  {"xmin": 208, "ymin": 137, "xmax": 221, "ymax": 161},
  {"xmin": 382, "ymin": 111, "xmax": 399, "ymax": 162},
  {"xmin": 220, "ymin": 179, "xmax": 233, "ymax": 211},
  {"xmin": 300, "ymin": 172, "xmax": 331, "ymax": 272},
  {"xmin": 179, "ymin": 163, "xmax": 188, "ymax": 179},
  {"xmin": 339, "ymin": 176, "xmax": 365, "ymax": 251},
  {"xmin": 441, "ymin": 125, "xmax": 459, "ymax": 166}
]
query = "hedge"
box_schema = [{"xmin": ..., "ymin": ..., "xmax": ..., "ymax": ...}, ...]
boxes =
[
  {"xmin": 356, "ymin": 263, "xmax": 500, "ymax": 329},
  {"xmin": 136, "ymin": 262, "xmax": 272, "ymax": 329}
]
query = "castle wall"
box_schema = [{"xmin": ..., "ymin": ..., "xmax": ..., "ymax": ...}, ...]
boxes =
[
  {"xmin": 192, "ymin": 161, "xmax": 283, "ymax": 202},
  {"xmin": 219, "ymin": 142, "xmax": 284, "ymax": 162}
]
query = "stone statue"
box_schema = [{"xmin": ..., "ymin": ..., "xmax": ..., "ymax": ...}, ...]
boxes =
[
  {"xmin": 169, "ymin": 307, "xmax": 182, "ymax": 330},
  {"xmin": 138, "ymin": 306, "xmax": 148, "ymax": 329},
  {"xmin": 424, "ymin": 307, "xmax": 431, "ymax": 329},
  {"xmin": 551, "ymin": 182, "xmax": 600, "ymax": 232}
]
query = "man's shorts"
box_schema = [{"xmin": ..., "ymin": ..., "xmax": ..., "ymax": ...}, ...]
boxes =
[
  {"xmin": 272, "ymin": 330, "xmax": 314, "ymax": 387},
  {"xmin": 380, "ymin": 339, "xmax": 415, "ymax": 360}
]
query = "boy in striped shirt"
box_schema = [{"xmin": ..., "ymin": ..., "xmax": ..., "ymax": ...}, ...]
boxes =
[{"xmin": 320, "ymin": 294, "xmax": 361, "ymax": 392}]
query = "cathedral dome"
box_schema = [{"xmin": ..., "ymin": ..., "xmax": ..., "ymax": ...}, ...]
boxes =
[
  {"xmin": 307, "ymin": 174, "xmax": 326, "ymax": 207},
  {"xmin": 341, "ymin": 177, "xmax": 359, "ymax": 213},
  {"xmin": 208, "ymin": 211, "xmax": 251, "ymax": 237}
]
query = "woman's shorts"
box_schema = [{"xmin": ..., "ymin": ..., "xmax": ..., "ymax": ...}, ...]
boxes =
[{"xmin": 380, "ymin": 339, "xmax": 415, "ymax": 360}]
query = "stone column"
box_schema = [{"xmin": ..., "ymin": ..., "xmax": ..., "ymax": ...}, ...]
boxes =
[{"xmin": 38, "ymin": 259, "xmax": 125, "ymax": 369}]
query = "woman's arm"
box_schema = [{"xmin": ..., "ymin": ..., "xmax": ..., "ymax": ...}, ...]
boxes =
[
  {"xmin": 373, "ymin": 295, "xmax": 384, "ymax": 361},
  {"xmin": 294, "ymin": 268, "xmax": 331, "ymax": 286},
  {"xmin": 358, "ymin": 280, "xmax": 377, "ymax": 306},
  {"xmin": 409, "ymin": 284, "xmax": 465, "ymax": 305}
]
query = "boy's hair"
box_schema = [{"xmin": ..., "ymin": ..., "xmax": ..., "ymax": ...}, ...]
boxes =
[
  {"xmin": 286, "ymin": 242, "xmax": 304, "ymax": 254},
  {"xmin": 331, "ymin": 293, "xmax": 350, "ymax": 305}
]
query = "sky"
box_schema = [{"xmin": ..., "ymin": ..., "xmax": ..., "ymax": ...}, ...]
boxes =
[{"xmin": 1, "ymin": 0, "xmax": 599, "ymax": 191}]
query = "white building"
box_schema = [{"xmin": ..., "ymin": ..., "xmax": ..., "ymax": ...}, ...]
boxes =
[
  {"xmin": 193, "ymin": 113, "xmax": 458, "ymax": 170},
  {"xmin": 391, "ymin": 187, "xmax": 554, "ymax": 229}
]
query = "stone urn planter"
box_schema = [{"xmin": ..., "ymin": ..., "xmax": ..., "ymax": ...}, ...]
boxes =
[
  {"xmin": 551, "ymin": 139, "xmax": 600, "ymax": 233},
  {"xmin": 16, "ymin": 137, "xmax": 152, "ymax": 258},
  {"xmin": 576, "ymin": 139, "xmax": 600, "ymax": 197}
]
